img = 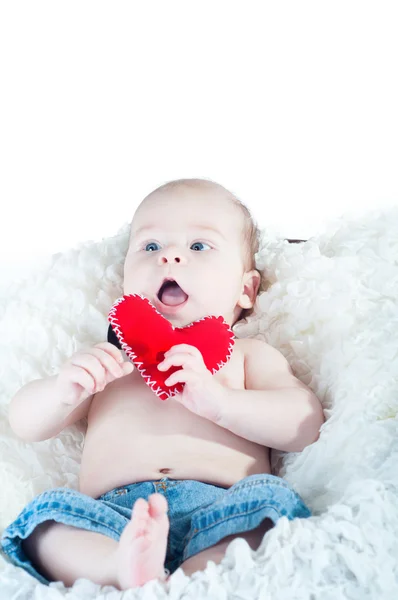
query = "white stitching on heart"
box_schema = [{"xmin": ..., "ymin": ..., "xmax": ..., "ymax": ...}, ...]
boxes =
[{"xmin": 108, "ymin": 294, "xmax": 235, "ymax": 401}]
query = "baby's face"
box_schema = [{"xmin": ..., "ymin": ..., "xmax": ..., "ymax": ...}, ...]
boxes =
[{"xmin": 123, "ymin": 188, "xmax": 256, "ymax": 327}]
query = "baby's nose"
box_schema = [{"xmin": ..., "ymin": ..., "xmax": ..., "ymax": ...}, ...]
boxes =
[{"xmin": 158, "ymin": 247, "xmax": 187, "ymax": 264}]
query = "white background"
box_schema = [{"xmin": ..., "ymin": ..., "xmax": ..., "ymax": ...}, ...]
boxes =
[{"xmin": 1, "ymin": 1, "xmax": 397, "ymax": 285}]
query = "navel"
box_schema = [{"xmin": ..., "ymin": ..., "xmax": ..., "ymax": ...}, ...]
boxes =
[{"xmin": 159, "ymin": 468, "xmax": 172, "ymax": 475}]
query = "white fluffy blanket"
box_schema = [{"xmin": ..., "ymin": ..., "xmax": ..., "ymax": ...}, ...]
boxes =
[{"xmin": 1, "ymin": 208, "xmax": 398, "ymax": 599}]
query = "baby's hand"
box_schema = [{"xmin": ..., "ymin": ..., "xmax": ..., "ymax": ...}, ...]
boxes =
[
  {"xmin": 158, "ymin": 344, "xmax": 227, "ymax": 421},
  {"xmin": 56, "ymin": 342, "xmax": 134, "ymax": 407}
]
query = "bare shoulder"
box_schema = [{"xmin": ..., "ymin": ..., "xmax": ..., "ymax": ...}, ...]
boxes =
[
  {"xmin": 238, "ymin": 337, "xmax": 285, "ymax": 365},
  {"xmin": 240, "ymin": 337, "xmax": 308, "ymax": 391}
]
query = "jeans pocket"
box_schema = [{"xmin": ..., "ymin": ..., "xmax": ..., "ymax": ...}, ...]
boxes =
[{"xmin": 97, "ymin": 486, "xmax": 129, "ymax": 502}]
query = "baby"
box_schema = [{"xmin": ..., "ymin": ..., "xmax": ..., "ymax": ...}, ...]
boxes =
[{"xmin": 1, "ymin": 178, "xmax": 324, "ymax": 590}]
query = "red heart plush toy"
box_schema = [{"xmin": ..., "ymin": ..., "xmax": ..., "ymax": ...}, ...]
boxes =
[{"xmin": 108, "ymin": 294, "xmax": 235, "ymax": 400}]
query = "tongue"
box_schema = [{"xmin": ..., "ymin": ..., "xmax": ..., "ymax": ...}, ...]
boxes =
[{"xmin": 160, "ymin": 282, "xmax": 188, "ymax": 306}]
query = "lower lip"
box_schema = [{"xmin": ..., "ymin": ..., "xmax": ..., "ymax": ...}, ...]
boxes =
[{"xmin": 153, "ymin": 296, "xmax": 189, "ymax": 314}]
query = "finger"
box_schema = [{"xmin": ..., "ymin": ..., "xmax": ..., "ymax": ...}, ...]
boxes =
[
  {"xmin": 122, "ymin": 362, "xmax": 135, "ymax": 374},
  {"xmin": 164, "ymin": 344, "xmax": 202, "ymax": 359},
  {"xmin": 87, "ymin": 348, "xmax": 125, "ymax": 379},
  {"xmin": 165, "ymin": 369, "xmax": 198, "ymax": 387},
  {"xmin": 158, "ymin": 354, "xmax": 198, "ymax": 372},
  {"xmin": 63, "ymin": 363, "xmax": 96, "ymax": 393},
  {"xmin": 94, "ymin": 341, "xmax": 125, "ymax": 364},
  {"xmin": 70, "ymin": 354, "xmax": 107, "ymax": 389}
]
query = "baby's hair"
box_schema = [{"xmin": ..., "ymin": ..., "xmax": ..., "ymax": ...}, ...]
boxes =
[{"xmin": 145, "ymin": 177, "xmax": 267, "ymax": 322}]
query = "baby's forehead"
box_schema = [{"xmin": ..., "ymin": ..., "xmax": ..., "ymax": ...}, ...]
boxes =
[{"xmin": 131, "ymin": 193, "xmax": 243, "ymax": 240}]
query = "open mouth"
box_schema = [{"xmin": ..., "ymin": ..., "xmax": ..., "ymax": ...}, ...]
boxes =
[{"xmin": 157, "ymin": 278, "xmax": 189, "ymax": 307}]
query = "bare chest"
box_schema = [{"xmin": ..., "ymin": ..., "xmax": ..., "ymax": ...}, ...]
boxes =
[
  {"xmin": 87, "ymin": 339, "xmax": 245, "ymax": 432},
  {"xmin": 79, "ymin": 340, "xmax": 270, "ymax": 498}
]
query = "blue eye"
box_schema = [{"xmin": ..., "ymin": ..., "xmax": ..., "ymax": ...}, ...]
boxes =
[
  {"xmin": 191, "ymin": 241, "xmax": 210, "ymax": 251},
  {"xmin": 144, "ymin": 241, "xmax": 211, "ymax": 252},
  {"xmin": 145, "ymin": 242, "xmax": 160, "ymax": 252}
]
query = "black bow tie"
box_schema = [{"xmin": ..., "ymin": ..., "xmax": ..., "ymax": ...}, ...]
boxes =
[{"xmin": 107, "ymin": 324, "xmax": 122, "ymax": 349}]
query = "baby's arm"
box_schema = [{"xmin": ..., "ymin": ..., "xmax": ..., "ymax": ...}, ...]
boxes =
[
  {"xmin": 216, "ymin": 339, "xmax": 324, "ymax": 452},
  {"xmin": 8, "ymin": 342, "xmax": 133, "ymax": 443},
  {"xmin": 8, "ymin": 375, "xmax": 93, "ymax": 443}
]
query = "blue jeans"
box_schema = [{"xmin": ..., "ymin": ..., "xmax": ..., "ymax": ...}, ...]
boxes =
[{"xmin": 1, "ymin": 473, "xmax": 311, "ymax": 586}]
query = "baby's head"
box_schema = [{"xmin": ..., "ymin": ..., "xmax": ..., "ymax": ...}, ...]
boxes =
[{"xmin": 123, "ymin": 178, "xmax": 266, "ymax": 328}]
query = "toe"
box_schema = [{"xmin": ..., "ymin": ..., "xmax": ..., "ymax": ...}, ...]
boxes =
[
  {"xmin": 148, "ymin": 493, "xmax": 168, "ymax": 520},
  {"xmin": 122, "ymin": 498, "xmax": 150, "ymax": 538},
  {"xmin": 132, "ymin": 497, "xmax": 150, "ymax": 520}
]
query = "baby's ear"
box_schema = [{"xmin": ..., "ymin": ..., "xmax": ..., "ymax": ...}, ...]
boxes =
[{"xmin": 238, "ymin": 270, "xmax": 261, "ymax": 309}]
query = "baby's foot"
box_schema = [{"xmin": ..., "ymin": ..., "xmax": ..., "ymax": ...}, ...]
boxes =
[{"xmin": 115, "ymin": 493, "xmax": 170, "ymax": 589}]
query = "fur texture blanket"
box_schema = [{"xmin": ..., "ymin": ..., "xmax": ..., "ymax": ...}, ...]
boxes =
[{"xmin": 0, "ymin": 208, "xmax": 397, "ymax": 599}]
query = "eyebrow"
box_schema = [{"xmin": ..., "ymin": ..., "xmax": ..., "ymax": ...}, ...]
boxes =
[{"xmin": 133, "ymin": 225, "xmax": 226, "ymax": 241}]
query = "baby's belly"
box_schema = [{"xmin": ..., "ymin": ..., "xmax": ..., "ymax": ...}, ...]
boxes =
[{"xmin": 78, "ymin": 376, "xmax": 271, "ymax": 499}]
